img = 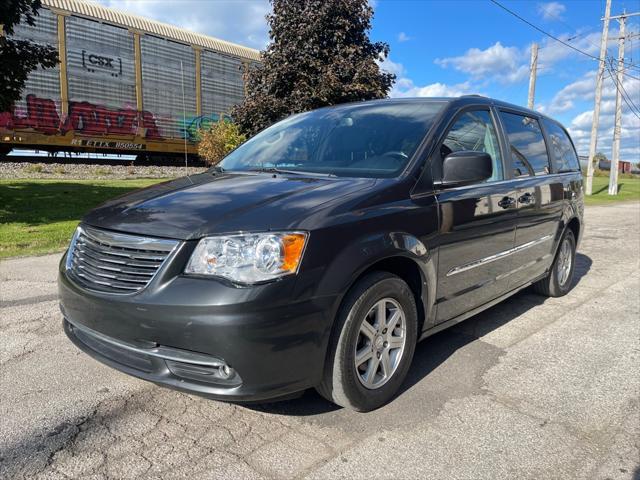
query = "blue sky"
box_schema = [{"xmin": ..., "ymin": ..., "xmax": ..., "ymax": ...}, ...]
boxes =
[{"xmin": 98, "ymin": 0, "xmax": 639, "ymax": 160}]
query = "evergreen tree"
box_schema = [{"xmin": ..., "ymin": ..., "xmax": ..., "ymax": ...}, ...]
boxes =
[{"xmin": 232, "ymin": 0, "xmax": 395, "ymax": 136}]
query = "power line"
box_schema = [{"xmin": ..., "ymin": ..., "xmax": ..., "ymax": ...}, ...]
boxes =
[
  {"xmin": 609, "ymin": 68, "xmax": 640, "ymax": 117},
  {"xmin": 489, "ymin": 0, "xmax": 602, "ymax": 61},
  {"xmin": 537, "ymin": 1, "xmax": 603, "ymax": 52},
  {"xmin": 489, "ymin": 0, "xmax": 640, "ymax": 71},
  {"xmin": 538, "ymin": 0, "xmax": 640, "ymax": 70},
  {"xmin": 488, "ymin": 0, "xmax": 640, "ymax": 120},
  {"xmin": 605, "ymin": 58, "xmax": 640, "ymax": 118},
  {"xmin": 620, "ymin": 69, "xmax": 640, "ymax": 81}
]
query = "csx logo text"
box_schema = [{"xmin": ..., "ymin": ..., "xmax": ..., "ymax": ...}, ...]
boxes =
[{"xmin": 87, "ymin": 54, "xmax": 114, "ymax": 68}]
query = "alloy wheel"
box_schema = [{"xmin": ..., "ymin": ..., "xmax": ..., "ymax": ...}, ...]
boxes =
[
  {"xmin": 556, "ymin": 237, "xmax": 573, "ymax": 287},
  {"xmin": 354, "ymin": 298, "xmax": 407, "ymax": 389}
]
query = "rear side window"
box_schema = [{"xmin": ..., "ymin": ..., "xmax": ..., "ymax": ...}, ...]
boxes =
[
  {"xmin": 542, "ymin": 119, "xmax": 580, "ymax": 172},
  {"xmin": 499, "ymin": 111, "xmax": 550, "ymax": 177}
]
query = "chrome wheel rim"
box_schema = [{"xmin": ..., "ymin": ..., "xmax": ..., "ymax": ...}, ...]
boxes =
[
  {"xmin": 354, "ymin": 298, "xmax": 407, "ymax": 390},
  {"xmin": 556, "ymin": 238, "xmax": 572, "ymax": 286}
]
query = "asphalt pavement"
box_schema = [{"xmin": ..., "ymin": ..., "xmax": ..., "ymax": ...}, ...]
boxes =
[{"xmin": 1, "ymin": 202, "xmax": 639, "ymax": 480}]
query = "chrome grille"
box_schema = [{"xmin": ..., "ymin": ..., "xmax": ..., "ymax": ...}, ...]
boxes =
[{"xmin": 67, "ymin": 225, "xmax": 178, "ymax": 294}]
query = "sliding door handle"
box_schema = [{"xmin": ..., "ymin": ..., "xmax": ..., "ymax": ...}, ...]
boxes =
[
  {"xmin": 498, "ymin": 196, "xmax": 516, "ymax": 209},
  {"xmin": 518, "ymin": 192, "xmax": 535, "ymax": 204}
]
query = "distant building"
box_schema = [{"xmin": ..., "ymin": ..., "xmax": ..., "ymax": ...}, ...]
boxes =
[{"xmin": 578, "ymin": 156, "xmax": 635, "ymax": 174}]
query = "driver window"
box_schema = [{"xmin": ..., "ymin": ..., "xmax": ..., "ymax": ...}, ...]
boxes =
[{"xmin": 440, "ymin": 110, "xmax": 504, "ymax": 182}]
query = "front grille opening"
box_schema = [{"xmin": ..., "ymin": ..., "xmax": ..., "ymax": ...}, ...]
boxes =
[
  {"xmin": 66, "ymin": 320, "xmax": 243, "ymax": 388},
  {"xmin": 67, "ymin": 225, "xmax": 178, "ymax": 294},
  {"xmin": 73, "ymin": 325, "xmax": 155, "ymax": 373}
]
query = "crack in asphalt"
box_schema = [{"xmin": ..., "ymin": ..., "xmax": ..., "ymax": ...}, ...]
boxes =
[{"xmin": 1, "ymin": 294, "xmax": 59, "ymax": 309}]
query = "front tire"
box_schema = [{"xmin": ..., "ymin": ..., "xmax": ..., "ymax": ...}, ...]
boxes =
[
  {"xmin": 317, "ymin": 271, "xmax": 418, "ymax": 412},
  {"xmin": 533, "ymin": 229, "xmax": 576, "ymax": 297}
]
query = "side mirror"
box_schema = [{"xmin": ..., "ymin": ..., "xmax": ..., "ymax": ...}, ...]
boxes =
[{"xmin": 441, "ymin": 151, "xmax": 492, "ymax": 187}]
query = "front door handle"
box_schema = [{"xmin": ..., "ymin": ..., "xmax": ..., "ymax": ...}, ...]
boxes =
[
  {"xmin": 564, "ymin": 187, "xmax": 576, "ymax": 200},
  {"xmin": 498, "ymin": 196, "xmax": 516, "ymax": 209},
  {"xmin": 518, "ymin": 192, "xmax": 535, "ymax": 204}
]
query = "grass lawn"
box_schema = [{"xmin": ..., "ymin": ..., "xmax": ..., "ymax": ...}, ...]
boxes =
[
  {"xmin": 0, "ymin": 175, "xmax": 638, "ymax": 260},
  {"xmin": 585, "ymin": 176, "xmax": 640, "ymax": 205},
  {"xmin": 0, "ymin": 178, "xmax": 169, "ymax": 259}
]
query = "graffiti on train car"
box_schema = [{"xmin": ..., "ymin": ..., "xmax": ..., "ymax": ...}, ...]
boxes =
[
  {"xmin": 0, "ymin": 94, "xmax": 163, "ymax": 139},
  {"xmin": 179, "ymin": 114, "xmax": 221, "ymax": 141}
]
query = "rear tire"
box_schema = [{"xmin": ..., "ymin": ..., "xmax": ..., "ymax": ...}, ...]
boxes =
[
  {"xmin": 317, "ymin": 271, "xmax": 418, "ymax": 412},
  {"xmin": 533, "ymin": 229, "xmax": 576, "ymax": 297}
]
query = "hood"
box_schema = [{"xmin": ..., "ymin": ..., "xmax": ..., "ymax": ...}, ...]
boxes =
[{"xmin": 82, "ymin": 171, "xmax": 376, "ymax": 240}]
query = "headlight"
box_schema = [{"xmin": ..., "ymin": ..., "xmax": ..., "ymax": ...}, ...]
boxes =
[{"xmin": 185, "ymin": 232, "xmax": 308, "ymax": 284}]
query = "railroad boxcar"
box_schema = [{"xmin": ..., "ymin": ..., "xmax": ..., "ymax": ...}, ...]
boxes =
[{"xmin": 0, "ymin": 0, "xmax": 260, "ymax": 159}]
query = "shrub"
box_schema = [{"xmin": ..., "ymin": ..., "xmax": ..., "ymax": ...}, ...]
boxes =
[
  {"xmin": 197, "ymin": 117, "xmax": 246, "ymax": 166},
  {"xmin": 24, "ymin": 163, "xmax": 44, "ymax": 174}
]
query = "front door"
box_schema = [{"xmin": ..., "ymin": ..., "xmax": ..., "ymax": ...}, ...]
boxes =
[{"xmin": 433, "ymin": 108, "xmax": 518, "ymax": 322}]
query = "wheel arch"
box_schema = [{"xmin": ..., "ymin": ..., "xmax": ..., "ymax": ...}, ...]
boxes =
[
  {"xmin": 355, "ymin": 255, "xmax": 427, "ymax": 335},
  {"xmin": 566, "ymin": 216, "xmax": 581, "ymax": 245}
]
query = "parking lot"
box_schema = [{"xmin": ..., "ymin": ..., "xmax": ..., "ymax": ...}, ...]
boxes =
[{"xmin": 1, "ymin": 202, "xmax": 638, "ymax": 480}]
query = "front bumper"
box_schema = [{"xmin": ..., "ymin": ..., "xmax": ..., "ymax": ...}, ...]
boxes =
[{"xmin": 59, "ymin": 254, "xmax": 337, "ymax": 402}]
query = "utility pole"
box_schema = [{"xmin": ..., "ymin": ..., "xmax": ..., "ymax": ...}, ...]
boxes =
[
  {"xmin": 527, "ymin": 43, "xmax": 538, "ymax": 110},
  {"xmin": 586, "ymin": 0, "xmax": 611, "ymax": 196},
  {"xmin": 609, "ymin": 13, "xmax": 626, "ymax": 196}
]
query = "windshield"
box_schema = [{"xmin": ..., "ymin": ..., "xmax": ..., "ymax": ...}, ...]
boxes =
[{"xmin": 219, "ymin": 101, "xmax": 446, "ymax": 178}]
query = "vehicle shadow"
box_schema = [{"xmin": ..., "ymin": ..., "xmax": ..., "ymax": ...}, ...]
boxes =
[{"xmin": 248, "ymin": 252, "xmax": 593, "ymax": 417}]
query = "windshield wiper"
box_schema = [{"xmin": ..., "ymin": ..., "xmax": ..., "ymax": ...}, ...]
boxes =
[
  {"xmin": 248, "ymin": 166, "xmax": 303, "ymax": 175},
  {"xmin": 249, "ymin": 166, "xmax": 336, "ymax": 177}
]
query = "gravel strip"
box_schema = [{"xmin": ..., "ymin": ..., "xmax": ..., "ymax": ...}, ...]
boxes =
[{"xmin": 0, "ymin": 162, "xmax": 207, "ymax": 180}]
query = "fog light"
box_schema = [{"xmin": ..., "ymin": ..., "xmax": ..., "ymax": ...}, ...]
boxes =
[{"xmin": 219, "ymin": 365, "xmax": 233, "ymax": 379}]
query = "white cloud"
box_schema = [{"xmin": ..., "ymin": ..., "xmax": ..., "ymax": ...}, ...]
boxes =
[
  {"xmin": 548, "ymin": 70, "xmax": 639, "ymax": 115},
  {"xmin": 397, "ymin": 32, "xmax": 411, "ymax": 42},
  {"xmin": 434, "ymin": 27, "xmax": 620, "ymax": 88},
  {"xmin": 96, "ymin": 0, "xmax": 271, "ymax": 49},
  {"xmin": 568, "ymin": 109, "xmax": 640, "ymax": 161},
  {"xmin": 547, "ymin": 72, "xmax": 596, "ymax": 113},
  {"xmin": 536, "ymin": 26, "xmax": 625, "ymax": 73},
  {"xmin": 435, "ymin": 42, "xmax": 529, "ymax": 84},
  {"xmin": 378, "ymin": 57, "xmax": 406, "ymax": 76},
  {"xmin": 392, "ymin": 79, "xmax": 478, "ymax": 98},
  {"xmin": 537, "ymin": 2, "xmax": 566, "ymax": 21},
  {"xmin": 382, "ymin": 57, "xmax": 479, "ymax": 98},
  {"xmin": 563, "ymin": 73, "xmax": 640, "ymax": 161}
]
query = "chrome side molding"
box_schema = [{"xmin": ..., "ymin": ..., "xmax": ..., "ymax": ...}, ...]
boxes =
[{"xmin": 447, "ymin": 234, "xmax": 553, "ymax": 276}]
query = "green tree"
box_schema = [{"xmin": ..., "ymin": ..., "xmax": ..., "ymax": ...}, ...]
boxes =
[
  {"xmin": 232, "ymin": 0, "xmax": 395, "ymax": 136},
  {"xmin": 0, "ymin": 0, "xmax": 59, "ymax": 112},
  {"xmin": 197, "ymin": 117, "xmax": 246, "ymax": 166},
  {"xmin": 593, "ymin": 152, "xmax": 608, "ymax": 163}
]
